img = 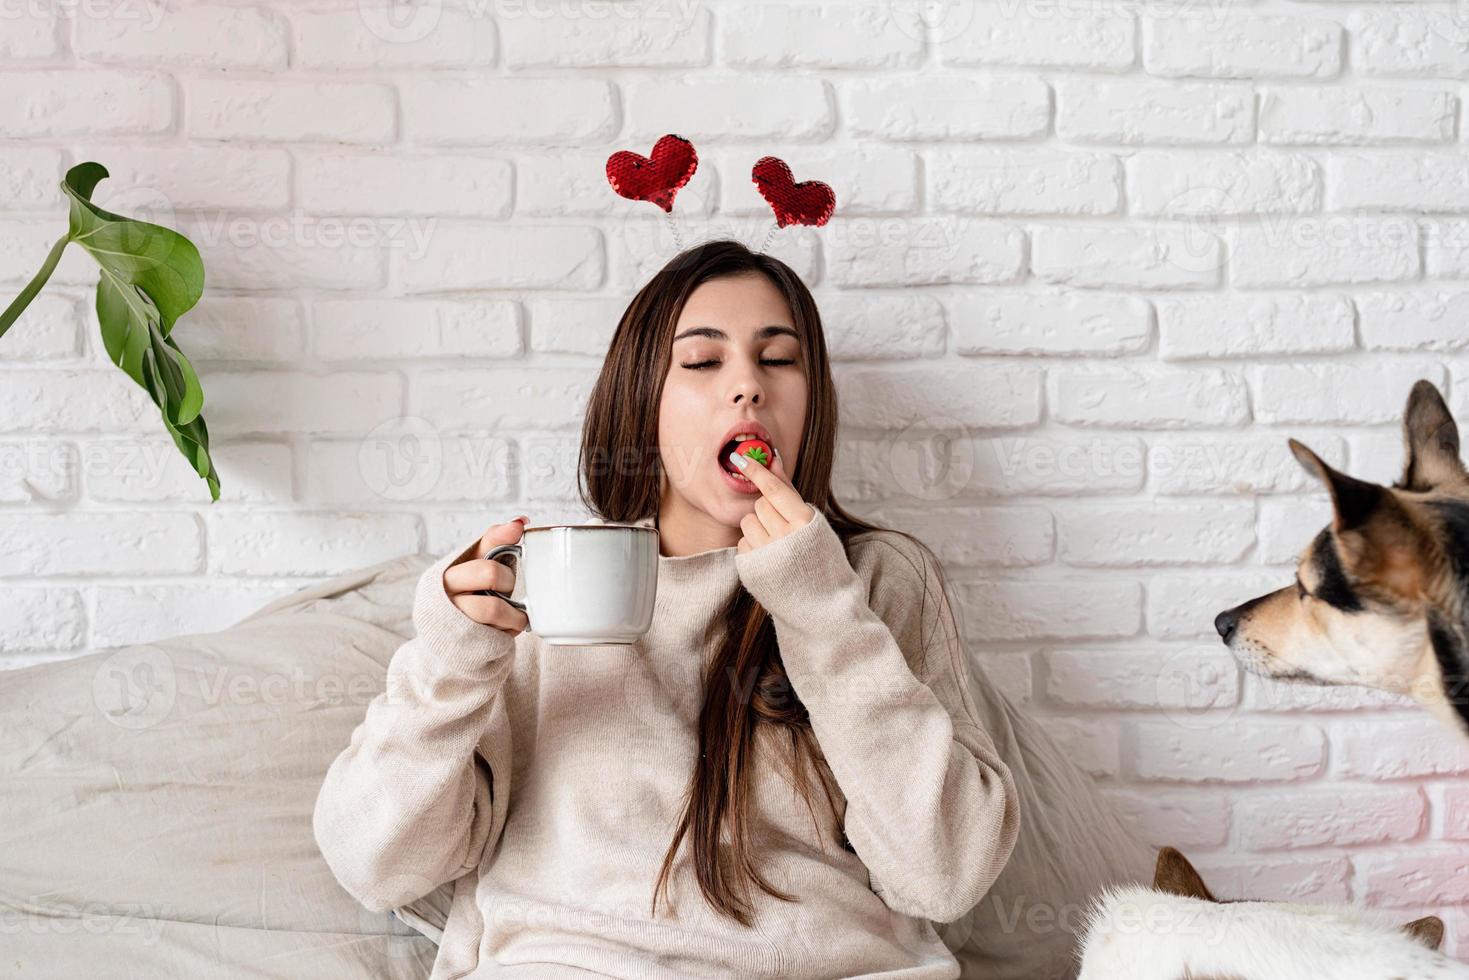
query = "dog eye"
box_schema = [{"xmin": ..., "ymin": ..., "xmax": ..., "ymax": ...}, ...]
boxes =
[{"xmin": 1294, "ymin": 575, "xmax": 1308, "ymax": 599}]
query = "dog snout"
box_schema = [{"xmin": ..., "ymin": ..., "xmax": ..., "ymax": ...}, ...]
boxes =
[{"xmin": 1214, "ymin": 608, "xmax": 1240, "ymax": 645}]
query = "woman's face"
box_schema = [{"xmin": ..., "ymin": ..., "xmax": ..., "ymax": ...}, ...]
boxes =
[{"xmin": 657, "ymin": 272, "xmax": 808, "ymax": 535}]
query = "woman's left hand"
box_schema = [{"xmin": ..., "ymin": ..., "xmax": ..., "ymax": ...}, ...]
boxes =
[{"xmin": 729, "ymin": 447, "xmax": 816, "ymax": 553}]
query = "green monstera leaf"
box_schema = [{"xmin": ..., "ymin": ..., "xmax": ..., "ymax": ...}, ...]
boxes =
[{"xmin": 1, "ymin": 162, "xmax": 219, "ymax": 501}]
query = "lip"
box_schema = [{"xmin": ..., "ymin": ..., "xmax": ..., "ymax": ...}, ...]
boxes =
[
  {"xmin": 715, "ymin": 419, "xmax": 774, "ymax": 458},
  {"xmin": 713, "ymin": 420, "xmax": 776, "ymax": 494}
]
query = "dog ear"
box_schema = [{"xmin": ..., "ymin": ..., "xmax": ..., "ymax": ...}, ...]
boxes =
[
  {"xmin": 1295, "ymin": 440, "xmax": 1431, "ymax": 600},
  {"xmin": 1152, "ymin": 846, "xmax": 1217, "ymax": 901},
  {"xmin": 1398, "ymin": 380, "xmax": 1466, "ymax": 492},
  {"xmin": 1401, "ymin": 914, "xmax": 1445, "ymax": 950},
  {"xmin": 1290, "ymin": 439, "xmax": 1387, "ymax": 531}
]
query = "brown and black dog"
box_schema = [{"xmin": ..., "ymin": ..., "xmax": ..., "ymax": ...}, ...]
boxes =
[{"xmin": 1214, "ymin": 380, "xmax": 1469, "ymax": 739}]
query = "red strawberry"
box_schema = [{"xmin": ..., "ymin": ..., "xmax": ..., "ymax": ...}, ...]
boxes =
[{"xmin": 732, "ymin": 438, "xmax": 772, "ymax": 468}]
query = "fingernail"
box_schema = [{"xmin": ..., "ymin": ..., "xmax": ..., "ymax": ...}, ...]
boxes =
[{"xmin": 728, "ymin": 450, "xmax": 749, "ymax": 470}]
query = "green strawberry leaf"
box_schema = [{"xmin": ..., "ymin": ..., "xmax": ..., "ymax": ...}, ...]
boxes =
[
  {"xmin": 1, "ymin": 162, "xmax": 218, "ymax": 501},
  {"xmin": 743, "ymin": 445, "xmax": 770, "ymax": 466}
]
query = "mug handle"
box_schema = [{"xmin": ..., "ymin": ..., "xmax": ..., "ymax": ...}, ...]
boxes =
[{"xmin": 478, "ymin": 543, "xmax": 526, "ymax": 611}]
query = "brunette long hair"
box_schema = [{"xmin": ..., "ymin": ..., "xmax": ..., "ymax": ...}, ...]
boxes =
[{"xmin": 577, "ymin": 238, "xmax": 954, "ymax": 927}]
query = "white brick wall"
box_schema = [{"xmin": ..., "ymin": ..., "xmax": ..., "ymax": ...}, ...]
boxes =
[{"xmin": 3, "ymin": 0, "xmax": 1469, "ymax": 956}]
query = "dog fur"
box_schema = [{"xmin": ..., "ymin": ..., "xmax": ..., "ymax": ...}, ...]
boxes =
[
  {"xmin": 1074, "ymin": 846, "xmax": 1459, "ymax": 980},
  {"xmin": 1214, "ymin": 380, "xmax": 1469, "ymax": 738}
]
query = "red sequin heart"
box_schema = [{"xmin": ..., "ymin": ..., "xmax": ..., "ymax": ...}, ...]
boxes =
[
  {"xmin": 605, "ymin": 134, "xmax": 698, "ymax": 213},
  {"xmin": 751, "ymin": 157, "xmax": 835, "ymax": 228}
]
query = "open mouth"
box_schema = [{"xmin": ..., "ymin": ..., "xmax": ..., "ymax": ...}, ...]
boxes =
[
  {"xmin": 715, "ymin": 433, "xmax": 773, "ymax": 485},
  {"xmin": 718, "ymin": 438, "xmax": 751, "ymax": 480}
]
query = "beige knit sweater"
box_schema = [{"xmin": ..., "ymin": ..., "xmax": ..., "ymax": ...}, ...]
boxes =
[{"xmin": 313, "ymin": 507, "xmax": 1021, "ymax": 979}]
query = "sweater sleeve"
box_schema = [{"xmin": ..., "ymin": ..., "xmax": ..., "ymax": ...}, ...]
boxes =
[
  {"xmin": 312, "ymin": 533, "xmax": 518, "ymax": 914},
  {"xmin": 733, "ymin": 509, "xmax": 1021, "ymax": 924}
]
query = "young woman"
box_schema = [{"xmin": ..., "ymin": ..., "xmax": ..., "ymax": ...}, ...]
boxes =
[{"xmin": 314, "ymin": 239, "xmax": 1021, "ymax": 979}]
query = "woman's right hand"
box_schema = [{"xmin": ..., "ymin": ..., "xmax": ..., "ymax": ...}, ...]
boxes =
[{"xmin": 442, "ymin": 516, "xmax": 532, "ymax": 636}]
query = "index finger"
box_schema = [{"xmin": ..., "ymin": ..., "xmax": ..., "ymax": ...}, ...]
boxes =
[{"xmin": 731, "ymin": 447, "xmax": 804, "ymax": 522}]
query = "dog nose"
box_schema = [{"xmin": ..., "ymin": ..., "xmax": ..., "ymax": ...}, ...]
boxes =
[{"xmin": 1214, "ymin": 609, "xmax": 1239, "ymax": 644}]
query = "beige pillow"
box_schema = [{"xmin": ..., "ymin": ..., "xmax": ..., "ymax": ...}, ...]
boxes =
[
  {"xmin": 849, "ymin": 530, "xmax": 1156, "ymax": 979},
  {"xmin": 941, "ymin": 665, "xmax": 1154, "ymax": 978},
  {"xmin": 0, "ymin": 554, "xmax": 439, "ymax": 978}
]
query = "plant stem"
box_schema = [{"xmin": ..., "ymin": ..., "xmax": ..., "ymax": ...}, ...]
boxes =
[{"xmin": 0, "ymin": 235, "xmax": 70, "ymax": 342}]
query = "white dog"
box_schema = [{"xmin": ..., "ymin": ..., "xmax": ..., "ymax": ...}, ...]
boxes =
[{"xmin": 1076, "ymin": 847, "xmax": 1464, "ymax": 980}]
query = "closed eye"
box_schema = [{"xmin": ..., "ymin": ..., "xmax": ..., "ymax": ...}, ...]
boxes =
[
  {"xmin": 1295, "ymin": 574, "xmax": 1308, "ymax": 599},
  {"xmin": 682, "ymin": 359, "xmax": 795, "ymax": 370}
]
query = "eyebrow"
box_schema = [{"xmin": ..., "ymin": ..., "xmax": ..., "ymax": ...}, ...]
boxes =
[{"xmin": 672, "ymin": 325, "xmax": 799, "ymax": 343}]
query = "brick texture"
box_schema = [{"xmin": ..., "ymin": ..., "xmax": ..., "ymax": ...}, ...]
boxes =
[{"xmin": 2, "ymin": 0, "xmax": 1465, "ymax": 947}]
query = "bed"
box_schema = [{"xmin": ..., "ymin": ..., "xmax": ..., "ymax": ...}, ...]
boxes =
[{"xmin": 0, "ymin": 551, "xmax": 1151, "ymax": 979}]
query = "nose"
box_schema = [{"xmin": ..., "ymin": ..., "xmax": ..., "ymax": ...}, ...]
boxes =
[
  {"xmin": 730, "ymin": 363, "xmax": 764, "ymax": 406},
  {"xmin": 1214, "ymin": 608, "xmax": 1239, "ymax": 645}
]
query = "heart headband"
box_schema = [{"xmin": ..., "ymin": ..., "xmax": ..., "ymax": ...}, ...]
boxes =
[{"xmin": 605, "ymin": 133, "xmax": 836, "ymax": 253}]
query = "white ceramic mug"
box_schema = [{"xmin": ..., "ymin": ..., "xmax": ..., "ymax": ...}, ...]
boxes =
[{"xmin": 479, "ymin": 522, "xmax": 660, "ymax": 646}]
